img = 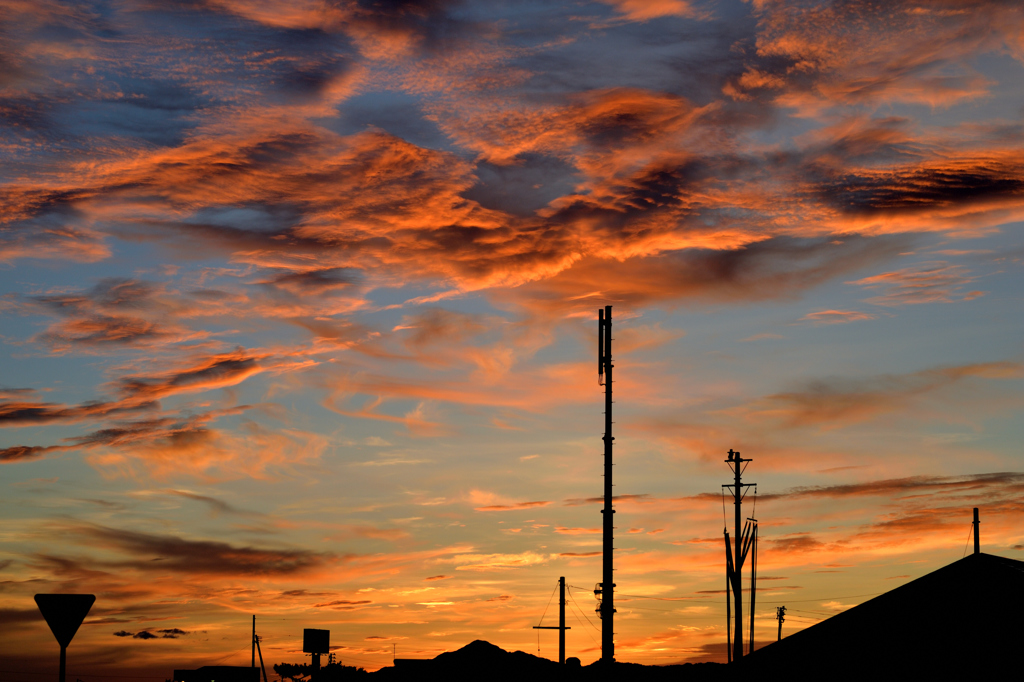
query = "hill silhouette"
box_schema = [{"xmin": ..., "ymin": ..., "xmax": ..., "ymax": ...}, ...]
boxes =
[{"xmin": 373, "ymin": 639, "xmax": 728, "ymax": 681}]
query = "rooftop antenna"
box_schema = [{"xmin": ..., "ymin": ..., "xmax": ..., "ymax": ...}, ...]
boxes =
[
  {"xmin": 595, "ymin": 305, "xmax": 616, "ymax": 663},
  {"xmin": 533, "ymin": 577, "xmax": 571, "ymax": 663},
  {"xmin": 723, "ymin": 449, "xmax": 757, "ymax": 662},
  {"xmin": 973, "ymin": 508, "xmax": 980, "ymax": 555}
]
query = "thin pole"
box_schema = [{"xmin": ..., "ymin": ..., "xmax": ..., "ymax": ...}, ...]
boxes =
[
  {"xmin": 559, "ymin": 576, "xmax": 566, "ymax": 664},
  {"xmin": 749, "ymin": 523, "xmax": 757, "ymax": 655},
  {"xmin": 776, "ymin": 606, "xmax": 785, "ymax": 642},
  {"xmin": 534, "ymin": 578, "xmax": 571, "ymax": 661},
  {"xmin": 725, "ymin": 533, "xmax": 732, "ymax": 664},
  {"xmin": 255, "ymin": 630, "xmax": 269, "ymax": 682},
  {"xmin": 973, "ymin": 508, "xmax": 980, "ymax": 555},
  {"xmin": 252, "ymin": 615, "xmax": 256, "ymax": 668},
  {"xmin": 733, "ymin": 454, "xmax": 743, "ymax": 662},
  {"xmin": 59, "ymin": 645, "xmax": 66, "ymax": 682},
  {"xmin": 600, "ymin": 305, "xmax": 615, "ymax": 663}
]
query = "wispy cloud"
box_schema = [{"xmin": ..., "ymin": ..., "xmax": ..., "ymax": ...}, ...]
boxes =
[
  {"xmin": 761, "ymin": 361, "xmax": 1023, "ymax": 427},
  {"xmin": 851, "ymin": 262, "xmax": 985, "ymax": 306},
  {"xmin": 800, "ymin": 310, "xmax": 876, "ymax": 324},
  {"xmin": 474, "ymin": 501, "xmax": 551, "ymax": 512}
]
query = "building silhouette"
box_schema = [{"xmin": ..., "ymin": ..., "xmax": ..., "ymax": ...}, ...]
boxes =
[{"xmin": 741, "ymin": 552, "xmax": 1024, "ymax": 677}]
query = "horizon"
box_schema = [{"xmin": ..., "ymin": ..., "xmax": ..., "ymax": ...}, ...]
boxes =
[{"xmin": 2, "ymin": 0, "xmax": 1024, "ymax": 679}]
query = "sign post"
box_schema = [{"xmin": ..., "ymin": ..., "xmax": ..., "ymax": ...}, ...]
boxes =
[
  {"xmin": 34, "ymin": 594, "xmax": 95, "ymax": 682},
  {"xmin": 303, "ymin": 628, "xmax": 329, "ymax": 676}
]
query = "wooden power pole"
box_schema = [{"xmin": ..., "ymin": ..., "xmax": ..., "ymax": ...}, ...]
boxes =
[
  {"xmin": 534, "ymin": 577, "xmax": 571, "ymax": 663},
  {"xmin": 776, "ymin": 606, "xmax": 786, "ymax": 642},
  {"xmin": 597, "ymin": 306, "xmax": 616, "ymax": 662},
  {"xmin": 252, "ymin": 616, "xmax": 268, "ymax": 682}
]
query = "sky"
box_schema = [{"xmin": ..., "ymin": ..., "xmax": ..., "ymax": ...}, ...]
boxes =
[{"xmin": 2, "ymin": 0, "xmax": 1024, "ymax": 677}]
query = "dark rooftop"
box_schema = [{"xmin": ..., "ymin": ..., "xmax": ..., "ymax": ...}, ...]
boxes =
[{"xmin": 741, "ymin": 552, "xmax": 1024, "ymax": 677}]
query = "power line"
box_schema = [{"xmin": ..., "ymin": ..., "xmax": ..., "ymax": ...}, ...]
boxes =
[
  {"xmin": 575, "ymin": 586, "xmax": 886, "ymax": 607},
  {"xmin": 618, "ymin": 604, "xmax": 696, "ymax": 613},
  {"xmin": 617, "ymin": 593, "xmax": 701, "ymax": 602},
  {"xmin": 962, "ymin": 522, "xmax": 974, "ymax": 558},
  {"xmin": 565, "ymin": 596, "xmax": 599, "ymax": 647},
  {"xmin": 328, "ymin": 653, "xmax": 387, "ymax": 667},
  {"xmin": 536, "ymin": 580, "xmax": 559, "ymax": 627},
  {"xmin": 566, "ymin": 585, "xmax": 601, "ymax": 636},
  {"xmin": 758, "ymin": 592, "xmax": 882, "ymax": 604},
  {"xmin": 784, "ymin": 608, "xmax": 847, "ymax": 617}
]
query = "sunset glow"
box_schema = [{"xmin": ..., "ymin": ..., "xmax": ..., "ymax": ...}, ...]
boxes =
[{"xmin": 2, "ymin": 0, "xmax": 1024, "ymax": 678}]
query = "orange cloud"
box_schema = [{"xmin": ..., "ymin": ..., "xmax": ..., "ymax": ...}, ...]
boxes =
[
  {"xmin": 800, "ymin": 310, "xmax": 876, "ymax": 324},
  {"xmin": 474, "ymin": 501, "xmax": 552, "ymax": 512},
  {"xmin": 602, "ymin": 0, "xmax": 697, "ymax": 21},
  {"xmin": 730, "ymin": 0, "xmax": 1019, "ymax": 111}
]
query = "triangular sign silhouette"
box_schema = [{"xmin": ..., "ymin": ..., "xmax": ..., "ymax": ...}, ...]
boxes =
[{"xmin": 34, "ymin": 594, "xmax": 95, "ymax": 648}]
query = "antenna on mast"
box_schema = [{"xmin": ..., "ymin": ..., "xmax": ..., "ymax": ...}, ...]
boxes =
[{"xmin": 595, "ymin": 305, "xmax": 616, "ymax": 663}]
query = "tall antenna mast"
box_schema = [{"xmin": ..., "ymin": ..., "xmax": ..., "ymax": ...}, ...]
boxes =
[
  {"xmin": 722, "ymin": 449, "xmax": 756, "ymax": 662},
  {"xmin": 595, "ymin": 305, "xmax": 616, "ymax": 663}
]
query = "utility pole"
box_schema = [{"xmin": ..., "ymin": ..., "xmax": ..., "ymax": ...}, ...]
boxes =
[
  {"xmin": 973, "ymin": 507, "xmax": 980, "ymax": 555},
  {"xmin": 252, "ymin": 617, "xmax": 268, "ymax": 682},
  {"xmin": 776, "ymin": 606, "xmax": 786, "ymax": 642},
  {"xmin": 723, "ymin": 449, "xmax": 756, "ymax": 663},
  {"xmin": 597, "ymin": 306, "xmax": 615, "ymax": 663},
  {"xmin": 533, "ymin": 577, "xmax": 571, "ymax": 663},
  {"xmin": 560, "ymin": 575, "xmax": 566, "ymax": 664}
]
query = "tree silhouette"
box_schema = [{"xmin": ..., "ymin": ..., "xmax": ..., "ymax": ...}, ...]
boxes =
[{"xmin": 273, "ymin": 662, "xmax": 367, "ymax": 681}]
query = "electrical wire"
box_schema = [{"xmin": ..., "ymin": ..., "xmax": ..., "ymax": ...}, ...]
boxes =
[
  {"xmin": 565, "ymin": 592, "xmax": 600, "ymax": 646},
  {"xmin": 759, "ymin": 591, "xmax": 883, "ymax": 604},
  {"xmin": 785, "ymin": 608, "xmax": 846, "ymax": 617},
  {"xmin": 613, "ymin": 592, "xmax": 697, "ymax": 602},
  {"xmin": 536, "ymin": 580, "xmax": 559, "ymax": 627},
  {"xmin": 565, "ymin": 585, "xmax": 601, "ymax": 636},
  {"xmin": 330, "ymin": 652, "xmax": 388, "ymax": 668},
  {"xmin": 567, "ymin": 585, "xmax": 601, "ymax": 634},
  {"xmin": 962, "ymin": 522, "xmax": 974, "ymax": 558},
  {"xmin": 575, "ymin": 586, "xmax": 883, "ymax": 607}
]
